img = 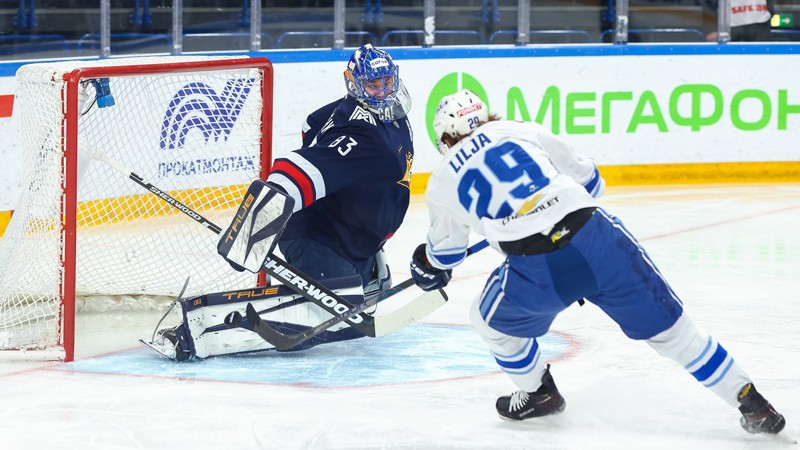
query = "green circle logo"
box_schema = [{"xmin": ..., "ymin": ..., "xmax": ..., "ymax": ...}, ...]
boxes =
[{"xmin": 425, "ymin": 73, "xmax": 490, "ymax": 150}]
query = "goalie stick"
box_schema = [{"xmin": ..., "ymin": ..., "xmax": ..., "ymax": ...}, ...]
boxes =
[
  {"xmin": 93, "ymin": 148, "xmax": 439, "ymax": 338},
  {"xmin": 238, "ymin": 240, "xmax": 490, "ymax": 350}
]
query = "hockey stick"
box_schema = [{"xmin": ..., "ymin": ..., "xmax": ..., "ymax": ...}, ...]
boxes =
[
  {"xmin": 146, "ymin": 276, "xmax": 190, "ymax": 344},
  {"xmin": 139, "ymin": 276, "xmax": 191, "ymax": 359},
  {"xmin": 93, "ymin": 148, "xmax": 437, "ymax": 338},
  {"xmin": 242, "ymin": 240, "xmax": 490, "ymax": 350}
]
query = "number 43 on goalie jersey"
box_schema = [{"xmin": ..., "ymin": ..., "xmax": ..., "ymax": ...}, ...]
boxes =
[{"xmin": 267, "ymin": 95, "xmax": 415, "ymax": 262}]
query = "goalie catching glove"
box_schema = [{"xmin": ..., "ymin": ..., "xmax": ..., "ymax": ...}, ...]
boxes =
[
  {"xmin": 218, "ymin": 180, "xmax": 294, "ymax": 273},
  {"xmin": 410, "ymin": 243, "xmax": 452, "ymax": 291}
]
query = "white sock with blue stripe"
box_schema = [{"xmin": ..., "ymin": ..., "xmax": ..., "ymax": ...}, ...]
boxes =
[
  {"xmin": 647, "ymin": 314, "xmax": 751, "ymax": 407},
  {"xmin": 469, "ymin": 295, "xmax": 547, "ymax": 393}
]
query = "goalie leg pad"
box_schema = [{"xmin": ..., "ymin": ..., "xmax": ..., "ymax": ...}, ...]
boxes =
[
  {"xmin": 181, "ymin": 286, "xmax": 299, "ymax": 359},
  {"xmin": 218, "ymin": 180, "xmax": 294, "ymax": 273},
  {"xmin": 268, "ymin": 320, "xmax": 366, "ymax": 352},
  {"xmin": 167, "ymin": 276, "xmax": 366, "ymax": 359}
]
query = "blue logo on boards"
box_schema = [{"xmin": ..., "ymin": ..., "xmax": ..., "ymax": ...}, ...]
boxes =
[{"xmin": 160, "ymin": 78, "xmax": 256, "ymax": 150}]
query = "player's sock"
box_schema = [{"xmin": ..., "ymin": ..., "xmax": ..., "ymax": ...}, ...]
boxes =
[
  {"xmin": 495, "ymin": 364, "xmax": 566, "ymax": 421},
  {"xmin": 738, "ymin": 383, "xmax": 786, "ymax": 434}
]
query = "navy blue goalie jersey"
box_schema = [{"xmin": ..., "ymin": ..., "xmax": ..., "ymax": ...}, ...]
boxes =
[{"xmin": 268, "ymin": 96, "xmax": 414, "ymax": 263}]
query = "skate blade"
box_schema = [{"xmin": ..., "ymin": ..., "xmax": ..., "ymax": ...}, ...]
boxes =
[
  {"xmin": 773, "ymin": 431, "xmax": 798, "ymax": 445},
  {"xmin": 139, "ymin": 339, "xmax": 176, "ymax": 360}
]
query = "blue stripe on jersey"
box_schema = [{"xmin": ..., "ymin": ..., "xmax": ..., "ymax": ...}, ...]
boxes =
[
  {"xmin": 426, "ymin": 237, "xmax": 467, "ymax": 268},
  {"xmin": 479, "ymin": 265, "xmax": 507, "ymax": 319},
  {"xmin": 583, "ymin": 167, "xmax": 602, "ymax": 197},
  {"xmin": 479, "ymin": 281, "xmax": 502, "ymax": 318},
  {"xmin": 495, "ymin": 338, "xmax": 539, "ymax": 371},
  {"xmin": 691, "ymin": 343, "xmax": 729, "ymax": 382},
  {"xmin": 429, "ymin": 250, "xmax": 467, "ymax": 268}
]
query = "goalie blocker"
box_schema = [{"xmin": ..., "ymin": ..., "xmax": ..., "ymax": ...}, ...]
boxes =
[
  {"xmin": 218, "ymin": 179, "xmax": 392, "ymax": 300},
  {"xmin": 218, "ymin": 180, "xmax": 294, "ymax": 273},
  {"xmin": 143, "ymin": 276, "xmax": 367, "ymax": 360}
]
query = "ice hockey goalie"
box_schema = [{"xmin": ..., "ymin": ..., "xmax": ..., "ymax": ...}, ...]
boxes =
[{"xmin": 143, "ymin": 275, "xmax": 367, "ymax": 360}]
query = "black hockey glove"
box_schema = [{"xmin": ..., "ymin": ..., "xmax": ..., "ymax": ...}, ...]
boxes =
[{"xmin": 410, "ymin": 243, "xmax": 452, "ymax": 291}]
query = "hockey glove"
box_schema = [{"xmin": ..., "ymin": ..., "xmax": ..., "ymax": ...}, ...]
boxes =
[
  {"xmin": 410, "ymin": 243, "xmax": 452, "ymax": 291},
  {"xmin": 218, "ymin": 180, "xmax": 294, "ymax": 273}
]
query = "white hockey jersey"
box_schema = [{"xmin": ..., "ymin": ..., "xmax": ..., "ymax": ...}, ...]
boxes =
[{"xmin": 425, "ymin": 120, "xmax": 605, "ymax": 269}]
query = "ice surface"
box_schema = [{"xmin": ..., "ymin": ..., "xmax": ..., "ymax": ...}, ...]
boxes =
[{"xmin": 1, "ymin": 184, "xmax": 798, "ymax": 449}]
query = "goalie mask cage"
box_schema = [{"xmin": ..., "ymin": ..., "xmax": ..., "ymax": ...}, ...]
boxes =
[{"xmin": 0, "ymin": 56, "xmax": 273, "ymax": 362}]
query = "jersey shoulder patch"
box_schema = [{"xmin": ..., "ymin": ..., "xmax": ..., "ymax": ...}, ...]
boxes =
[
  {"xmin": 348, "ymin": 105, "xmax": 377, "ymax": 126},
  {"xmin": 318, "ymin": 116, "xmax": 334, "ymax": 137}
]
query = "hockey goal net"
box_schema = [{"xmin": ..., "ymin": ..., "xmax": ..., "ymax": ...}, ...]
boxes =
[{"xmin": 0, "ymin": 56, "xmax": 273, "ymax": 361}]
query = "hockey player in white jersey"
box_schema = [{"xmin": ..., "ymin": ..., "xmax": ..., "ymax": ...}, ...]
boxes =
[{"xmin": 409, "ymin": 90, "xmax": 786, "ymax": 435}]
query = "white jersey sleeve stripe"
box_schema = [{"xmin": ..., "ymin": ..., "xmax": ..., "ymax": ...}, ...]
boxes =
[
  {"xmin": 266, "ymin": 173, "xmax": 304, "ymax": 213},
  {"xmin": 282, "ymin": 152, "xmax": 327, "ymax": 200},
  {"xmin": 426, "ymin": 237, "xmax": 467, "ymax": 269},
  {"xmin": 583, "ymin": 166, "xmax": 605, "ymax": 198}
]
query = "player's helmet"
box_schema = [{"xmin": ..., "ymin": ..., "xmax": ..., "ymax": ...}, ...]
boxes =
[
  {"xmin": 432, "ymin": 90, "xmax": 488, "ymax": 155},
  {"xmin": 344, "ymin": 44, "xmax": 411, "ymax": 123}
]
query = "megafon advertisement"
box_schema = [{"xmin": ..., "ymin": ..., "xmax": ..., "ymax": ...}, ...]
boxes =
[{"xmin": 1, "ymin": 48, "xmax": 800, "ymax": 212}]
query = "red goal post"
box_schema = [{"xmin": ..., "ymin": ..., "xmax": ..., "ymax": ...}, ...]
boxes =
[{"xmin": 0, "ymin": 56, "xmax": 273, "ymax": 361}]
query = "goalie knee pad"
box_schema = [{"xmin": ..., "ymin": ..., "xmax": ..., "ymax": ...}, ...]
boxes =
[{"xmin": 364, "ymin": 248, "xmax": 392, "ymax": 301}]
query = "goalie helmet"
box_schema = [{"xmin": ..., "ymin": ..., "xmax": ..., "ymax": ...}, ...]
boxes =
[
  {"xmin": 344, "ymin": 44, "xmax": 411, "ymax": 123},
  {"xmin": 433, "ymin": 90, "xmax": 489, "ymax": 155}
]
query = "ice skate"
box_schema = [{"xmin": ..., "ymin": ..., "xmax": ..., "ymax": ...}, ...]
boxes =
[
  {"xmin": 157, "ymin": 327, "xmax": 191, "ymax": 362},
  {"xmin": 496, "ymin": 364, "xmax": 566, "ymax": 421},
  {"xmin": 140, "ymin": 326, "xmax": 190, "ymax": 361},
  {"xmin": 738, "ymin": 383, "xmax": 786, "ymax": 435}
]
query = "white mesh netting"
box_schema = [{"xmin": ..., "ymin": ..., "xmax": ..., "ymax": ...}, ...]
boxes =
[{"xmin": 0, "ymin": 56, "xmax": 269, "ymax": 356}]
